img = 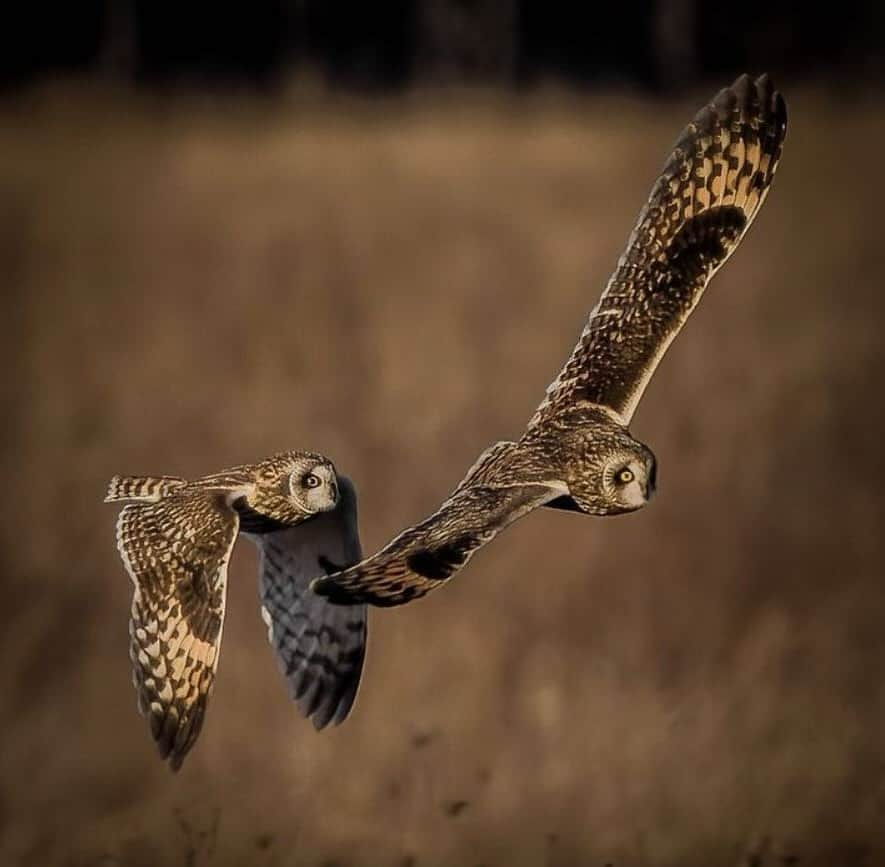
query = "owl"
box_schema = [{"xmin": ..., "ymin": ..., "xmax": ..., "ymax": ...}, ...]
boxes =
[
  {"xmin": 312, "ymin": 73, "xmax": 787, "ymax": 608},
  {"xmin": 105, "ymin": 451, "xmax": 367, "ymax": 770}
]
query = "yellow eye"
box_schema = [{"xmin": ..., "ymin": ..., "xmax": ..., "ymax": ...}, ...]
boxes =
[
  {"xmin": 304, "ymin": 472, "xmax": 321, "ymax": 489},
  {"xmin": 616, "ymin": 468, "xmax": 634, "ymax": 485}
]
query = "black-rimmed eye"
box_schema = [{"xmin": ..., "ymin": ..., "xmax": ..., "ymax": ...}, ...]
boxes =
[
  {"xmin": 304, "ymin": 472, "xmax": 321, "ymax": 489},
  {"xmin": 616, "ymin": 468, "xmax": 634, "ymax": 485}
]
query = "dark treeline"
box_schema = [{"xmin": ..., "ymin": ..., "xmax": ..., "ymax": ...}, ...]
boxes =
[{"xmin": 3, "ymin": 1, "xmax": 884, "ymax": 93}]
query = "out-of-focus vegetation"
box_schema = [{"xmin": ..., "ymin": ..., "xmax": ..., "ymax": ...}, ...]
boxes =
[{"xmin": 1, "ymin": 83, "xmax": 884, "ymax": 866}]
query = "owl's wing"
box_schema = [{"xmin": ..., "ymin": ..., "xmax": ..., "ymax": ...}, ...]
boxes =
[
  {"xmin": 530, "ymin": 73, "xmax": 787, "ymax": 428},
  {"xmin": 114, "ymin": 492, "xmax": 238, "ymax": 771},
  {"xmin": 250, "ymin": 477, "xmax": 368, "ymax": 729},
  {"xmin": 311, "ymin": 475, "xmax": 561, "ymax": 608}
]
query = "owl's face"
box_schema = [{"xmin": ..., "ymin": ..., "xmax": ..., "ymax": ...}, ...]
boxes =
[
  {"xmin": 572, "ymin": 427, "xmax": 657, "ymax": 516},
  {"xmin": 597, "ymin": 445, "xmax": 656, "ymax": 513},
  {"xmin": 243, "ymin": 452, "xmax": 340, "ymax": 529},
  {"xmin": 285, "ymin": 457, "xmax": 339, "ymax": 514}
]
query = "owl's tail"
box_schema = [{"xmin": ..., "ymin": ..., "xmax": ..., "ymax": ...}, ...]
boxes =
[{"xmin": 105, "ymin": 475, "xmax": 186, "ymax": 503}]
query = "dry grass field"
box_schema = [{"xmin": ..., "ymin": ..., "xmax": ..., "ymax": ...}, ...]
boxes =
[{"xmin": 1, "ymin": 81, "xmax": 884, "ymax": 867}]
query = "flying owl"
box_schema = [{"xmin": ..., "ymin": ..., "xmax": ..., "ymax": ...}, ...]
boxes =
[
  {"xmin": 312, "ymin": 73, "xmax": 787, "ymax": 608},
  {"xmin": 105, "ymin": 451, "xmax": 367, "ymax": 770}
]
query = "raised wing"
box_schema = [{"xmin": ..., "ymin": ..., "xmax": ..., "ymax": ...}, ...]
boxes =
[
  {"xmin": 114, "ymin": 492, "xmax": 238, "ymax": 770},
  {"xmin": 531, "ymin": 73, "xmax": 787, "ymax": 428},
  {"xmin": 251, "ymin": 477, "xmax": 368, "ymax": 728},
  {"xmin": 311, "ymin": 478, "xmax": 560, "ymax": 608}
]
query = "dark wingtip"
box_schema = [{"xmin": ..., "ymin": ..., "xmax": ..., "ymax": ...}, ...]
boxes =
[
  {"xmin": 728, "ymin": 72, "xmax": 788, "ymax": 148},
  {"xmin": 330, "ymin": 678, "xmax": 362, "ymax": 727},
  {"xmin": 311, "ymin": 704, "xmax": 335, "ymax": 731},
  {"xmin": 309, "ymin": 575, "xmax": 332, "ymax": 596},
  {"xmin": 311, "ymin": 577, "xmax": 413, "ymax": 609},
  {"xmin": 755, "ymin": 72, "xmax": 772, "ymax": 97},
  {"xmin": 774, "ymin": 90, "xmax": 788, "ymax": 131},
  {"xmin": 296, "ymin": 679, "xmax": 325, "ymax": 719},
  {"xmin": 732, "ymin": 72, "xmax": 753, "ymax": 101},
  {"xmin": 310, "ymin": 576, "xmax": 358, "ymax": 605},
  {"xmin": 752, "ymin": 72, "xmax": 787, "ymax": 121},
  {"xmin": 711, "ymin": 81, "xmax": 737, "ymax": 120}
]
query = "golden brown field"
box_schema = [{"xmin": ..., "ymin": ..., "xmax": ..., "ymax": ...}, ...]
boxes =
[{"xmin": 1, "ymin": 82, "xmax": 884, "ymax": 867}]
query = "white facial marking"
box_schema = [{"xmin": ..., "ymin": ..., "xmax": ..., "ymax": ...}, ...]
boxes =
[{"xmin": 289, "ymin": 461, "xmax": 339, "ymax": 513}]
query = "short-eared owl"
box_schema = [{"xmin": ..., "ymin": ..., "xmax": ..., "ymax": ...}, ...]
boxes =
[
  {"xmin": 313, "ymin": 73, "xmax": 787, "ymax": 608},
  {"xmin": 106, "ymin": 451, "xmax": 367, "ymax": 770}
]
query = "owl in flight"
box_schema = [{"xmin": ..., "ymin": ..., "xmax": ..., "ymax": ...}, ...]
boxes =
[
  {"xmin": 106, "ymin": 451, "xmax": 367, "ymax": 770},
  {"xmin": 313, "ymin": 73, "xmax": 787, "ymax": 608}
]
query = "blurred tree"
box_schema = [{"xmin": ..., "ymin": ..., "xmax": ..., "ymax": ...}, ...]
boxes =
[
  {"xmin": 416, "ymin": 0, "xmax": 517, "ymax": 83},
  {"xmin": 868, "ymin": 2, "xmax": 885, "ymax": 82},
  {"xmin": 277, "ymin": 0, "xmax": 307, "ymax": 71},
  {"xmin": 303, "ymin": 1, "xmax": 415, "ymax": 88},
  {"xmin": 2, "ymin": 0, "xmax": 884, "ymax": 93},
  {"xmin": 516, "ymin": 1, "xmax": 657, "ymax": 88},
  {"xmin": 652, "ymin": 0, "xmax": 697, "ymax": 92},
  {"xmin": 97, "ymin": 0, "xmax": 137, "ymax": 80}
]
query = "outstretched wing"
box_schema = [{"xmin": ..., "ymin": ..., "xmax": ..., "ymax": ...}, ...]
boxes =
[
  {"xmin": 114, "ymin": 493, "xmax": 238, "ymax": 771},
  {"xmin": 311, "ymin": 478, "xmax": 560, "ymax": 608},
  {"xmin": 531, "ymin": 73, "xmax": 787, "ymax": 428},
  {"xmin": 252, "ymin": 477, "xmax": 368, "ymax": 729}
]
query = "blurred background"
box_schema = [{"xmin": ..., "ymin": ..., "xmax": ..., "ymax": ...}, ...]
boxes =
[{"xmin": 2, "ymin": 3, "xmax": 884, "ymax": 866}]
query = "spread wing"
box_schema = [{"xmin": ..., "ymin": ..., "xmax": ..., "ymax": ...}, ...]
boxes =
[
  {"xmin": 114, "ymin": 492, "xmax": 238, "ymax": 771},
  {"xmin": 311, "ymin": 475, "xmax": 561, "ymax": 608},
  {"xmin": 252, "ymin": 477, "xmax": 368, "ymax": 729},
  {"xmin": 531, "ymin": 73, "xmax": 787, "ymax": 428}
]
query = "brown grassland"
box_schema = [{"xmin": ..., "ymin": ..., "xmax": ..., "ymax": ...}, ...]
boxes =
[{"xmin": 1, "ymin": 81, "xmax": 884, "ymax": 867}]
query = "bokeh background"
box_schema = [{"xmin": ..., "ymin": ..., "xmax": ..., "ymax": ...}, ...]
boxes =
[{"xmin": 3, "ymin": 4, "xmax": 885, "ymax": 866}]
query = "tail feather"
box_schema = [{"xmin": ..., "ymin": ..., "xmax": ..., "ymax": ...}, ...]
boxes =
[{"xmin": 105, "ymin": 475, "xmax": 186, "ymax": 503}]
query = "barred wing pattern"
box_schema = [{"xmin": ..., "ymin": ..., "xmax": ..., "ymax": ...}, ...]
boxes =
[
  {"xmin": 106, "ymin": 474, "xmax": 186, "ymax": 503},
  {"xmin": 532, "ymin": 73, "xmax": 787, "ymax": 427},
  {"xmin": 312, "ymin": 481, "xmax": 560, "ymax": 607},
  {"xmin": 115, "ymin": 493, "xmax": 238, "ymax": 770},
  {"xmin": 253, "ymin": 478, "xmax": 368, "ymax": 727}
]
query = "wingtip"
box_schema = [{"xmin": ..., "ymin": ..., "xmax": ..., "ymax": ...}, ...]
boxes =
[
  {"xmin": 296, "ymin": 679, "xmax": 324, "ymax": 719},
  {"xmin": 311, "ymin": 712, "xmax": 331, "ymax": 732},
  {"xmin": 310, "ymin": 576, "xmax": 355, "ymax": 606},
  {"xmin": 774, "ymin": 90, "xmax": 788, "ymax": 130},
  {"xmin": 753, "ymin": 72, "xmax": 786, "ymax": 119},
  {"xmin": 312, "ymin": 575, "xmax": 391, "ymax": 607},
  {"xmin": 732, "ymin": 72, "xmax": 753, "ymax": 101},
  {"xmin": 104, "ymin": 476, "xmax": 120, "ymax": 503},
  {"xmin": 713, "ymin": 72, "xmax": 787, "ymax": 150}
]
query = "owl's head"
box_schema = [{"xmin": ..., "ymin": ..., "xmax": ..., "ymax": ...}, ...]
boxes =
[
  {"xmin": 598, "ymin": 439, "xmax": 657, "ymax": 514},
  {"xmin": 284, "ymin": 454, "xmax": 340, "ymax": 514},
  {"xmin": 246, "ymin": 451, "xmax": 340, "ymax": 527},
  {"xmin": 569, "ymin": 423, "xmax": 657, "ymax": 516}
]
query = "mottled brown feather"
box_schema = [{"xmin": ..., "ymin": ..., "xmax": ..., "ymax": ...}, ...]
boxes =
[
  {"xmin": 312, "ymin": 74, "xmax": 787, "ymax": 611},
  {"xmin": 108, "ymin": 449, "xmax": 350, "ymax": 768},
  {"xmin": 116, "ymin": 493, "xmax": 238, "ymax": 771},
  {"xmin": 313, "ymin": 481, "xmax": 560, "ymax": 606},
  {"xmin": 531, "ymin": 73, "xmax": 787, "ymax": 426}
]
